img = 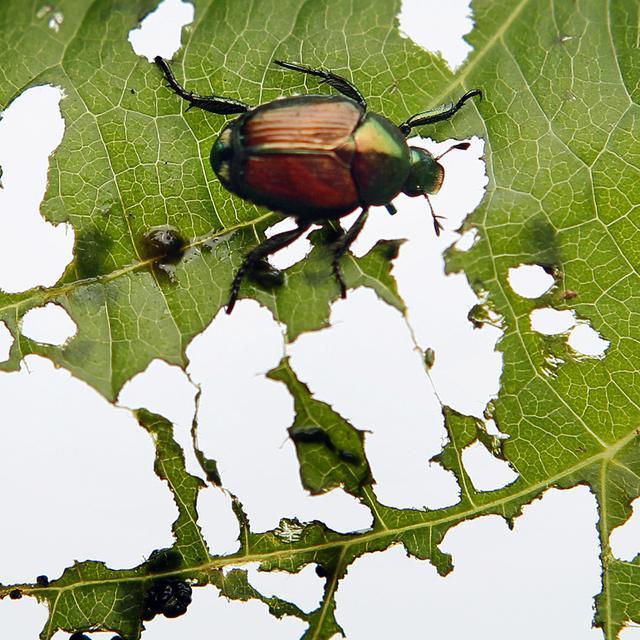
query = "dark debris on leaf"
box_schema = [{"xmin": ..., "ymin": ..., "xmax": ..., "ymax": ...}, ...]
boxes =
[
  {"xmin": 290, "ymin": 425, "xmax": 335, "ymax": 450},
  {"xmin": 337, "ymin": 450, "xmax": 360, "ymax": 465},
  {"xmin": 141, "ymin": 225, "xmax": 186, "ymax": 263},
  {"xmin": 142, "ymin": 578, "xmax": 192, "ymax": 621},
  {"xmin": 290, "ymin": 425, "xmax": 362, "ymax": 465}
]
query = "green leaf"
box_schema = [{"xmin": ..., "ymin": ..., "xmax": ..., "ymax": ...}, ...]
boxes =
[
  {"xmin": 444, "ymin": 0, "xmax": 640, "ymax": 637},
  {"xmin": 0, "ymin": 0, "xmax": 639, "ymax": 639},
  {"xmin": 268, "ymin": 357, "xmax": 373, "ymax": 495}
]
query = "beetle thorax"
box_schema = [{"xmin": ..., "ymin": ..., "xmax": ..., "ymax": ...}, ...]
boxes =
[{"xmin": 402, "ymin": 147, "xmax": 444, "ymax": 197}]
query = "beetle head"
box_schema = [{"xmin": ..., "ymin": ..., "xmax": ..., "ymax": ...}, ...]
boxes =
[
  {"xmin": 402, "ymin": 142, "xmax": 471, "ymax": 236},
  {"xmin": 402, "ymin": 147, "xmax": 444, "ymax": 198}
]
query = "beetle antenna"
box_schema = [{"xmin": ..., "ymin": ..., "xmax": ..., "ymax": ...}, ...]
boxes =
[
  {"xmin": 425, "ymin": 195, "xmax": 444, "ymax": 236},
  {"xmin": 436, "ymin": 141, "xmax": 471, "ymax": 160}
]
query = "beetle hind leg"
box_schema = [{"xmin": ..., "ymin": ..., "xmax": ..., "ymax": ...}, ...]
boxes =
[
  {"xmin": 330, "ymin": 208, "xmax": 369, "ymax": 298},
  {"xmin": 155, "ymin": 57, "xmax": 250, "ymax": 115},
  {"xmin": 226, "ymin": 222, "xmax": 312, "ymax": 314},
  {"xmin": 273, "ymin": 60, "xmax": 367, "ymax": 110}
]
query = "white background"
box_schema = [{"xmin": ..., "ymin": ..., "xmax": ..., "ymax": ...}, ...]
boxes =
[{"xmin": 0, "ymin": 1, "xmax": 636, "ymax": 639}]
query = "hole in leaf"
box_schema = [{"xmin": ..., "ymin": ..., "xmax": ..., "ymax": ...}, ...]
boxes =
[
  {"xmin": 398, "ymin": 0, "xmax": 474, "ymax": 69},
  {"xmin": 0, "ymin": 321, "xmax": 13, "ymax": 361},
  {"xmin": 140, "ymin": 585, "xmax": 307, "ymax": 638},
  {"xmin": 423, "ymin": 461, "xmax": 461, "ymax": 509},
  {"xmin": 461, "ymin": 441, "xmax": 518, "ymax": 491},
  {"xmin": 288, "ymin": 289, "xmax": 454, "ymax": 509},
  {"xmin": 196, "ymin": 487, "xmax": 241, "ymax": 556},
  {"xmin": 484, "ymin": 418, "xmax": 509, "ymax": 439},
  {"xmin": 128, "ymin": 0, "xmax": 195, "ymax": 61},
  {"xmin": 0, "ymin": 356, "xmax": 176, "ymax": 581},
  {"xmin": 454, "ymin": 228, "xmax": 478, "ymax": 251},
  {"xmin": 186, "ymin": 304, "xmax": 372, "ymax": 532},
  {"xmin": 0, "ymin": 596, "xmax": 48, "ymax": 640},
  {"xmin": 118, "ymin": 359, "xmax": 196, "ymax": 430},
  {"xmin": 0, "ymin": 85, "xmax": 73, "ymax": 293},
  {"xmin": 336, "ymin": 487, "xmax": 601, "ymax": 640},
  {"xmin": 610, "ymin": 497, "xmax": 640, "ymax": 561},
  {"xmin": 45, "ymin": 9, "xmax": 63, "ymax": 32},
  {"xmin": 568, "ymin": 324, "xmax": 609, "ymax": 357},
  {"xmin": 530, "ymin": 308, "xmax": 576, "ymax": 334},
  {"xmin": 118, "ymin": 359, "xmax": 201, "ymax": 478},
  {"xmin": 245, "ymin": 563, "xmax": 324, "ymax": 613},
  {"xmin": 21, "ymin": 303, "xmax": 76, "ymax": 346},
  {"xmin": 508, "ymin": 264, "xmax": 555, "ymax": 298}
]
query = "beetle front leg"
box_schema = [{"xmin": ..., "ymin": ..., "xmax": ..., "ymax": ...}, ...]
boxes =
[
  {"xmin": 155, "ymin": 57, "xmax": 250, "ymax": 115},
  {"xmin": 398, "ymin": 89, "xmax": 482, "ymax": 136},
  {"xmin": 331, "ymin": 208, "xmax": 369, "ymax": 298},
  {"xmin": 227, "ymin": 222, "xmax": 312, "ymax": 314}
]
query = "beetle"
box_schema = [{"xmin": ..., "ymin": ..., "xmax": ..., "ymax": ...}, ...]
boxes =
[{"xmin": 155, "ymin": 57, "xmax": 480, "ymax": 313}]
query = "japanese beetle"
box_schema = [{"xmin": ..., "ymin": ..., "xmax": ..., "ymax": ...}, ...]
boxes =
[{"xmin": 155, "ymin": 57, "xmax": 480, "ymax": 313}]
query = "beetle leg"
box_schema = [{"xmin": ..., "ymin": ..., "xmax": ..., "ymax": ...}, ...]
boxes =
[
  {"xmin": 273, "ymin": 60, "xmax": 367, "ymax": 110},
  {"xmin": 398, "ymin": 89, "xmax": 482, "ymax": 136},
  {"xmin": 331, "ymin": 208, "xmax": 369, "ymax": 298},
  {"xmin": 155, "ymin": 57, "xmax": 250, "ymax": 115},
  {"xmin": 226, "ymin": 222, "xmax": 312, "ymax": 314}
]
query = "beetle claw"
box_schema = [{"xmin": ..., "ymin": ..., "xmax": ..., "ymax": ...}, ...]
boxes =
[{"xmin": 425, "ymin": 195, "xmax": 445, "ymax": 236}]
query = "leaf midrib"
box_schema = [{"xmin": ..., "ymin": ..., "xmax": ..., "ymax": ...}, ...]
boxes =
[{"xmin": 0, "ymin": 211, "xmax": 275, "ymax": 318}]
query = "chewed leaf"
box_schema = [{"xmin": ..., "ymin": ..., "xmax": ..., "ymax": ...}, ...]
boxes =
[
  {"xmin": 0, "ymin": 0, "xmax": 638, "ymax": 639},
  {"xmin": 268, "ymin": 357, "xmax": 373, "ymax": 495},
  {"xmin": 0, "ymin": 0, "xmax": 435, "ymax": 398}
]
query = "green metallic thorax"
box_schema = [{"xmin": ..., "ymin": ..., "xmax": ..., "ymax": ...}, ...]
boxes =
[{"xmin": 352, "ymin": 113, "xmax": 411, "ymax": 205}]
